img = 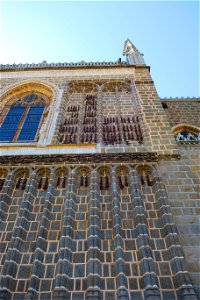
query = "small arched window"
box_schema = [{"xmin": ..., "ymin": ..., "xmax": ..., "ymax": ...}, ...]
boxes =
[
  {"xmin": 137, "ymin": 165, "xmax": 153, "ymax": 187},
  {"xmin": 173, "ymin": 124, "xmax": 200, "ymax": 144},
  {"xmin": 0, "ymin": 94, "xmax": 46, "ymax": 142}
]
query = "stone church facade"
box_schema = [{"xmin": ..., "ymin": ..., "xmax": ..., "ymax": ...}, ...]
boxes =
[{"xmin": 0, "ymin": 40, "xmax": 199, "ymax": 300}]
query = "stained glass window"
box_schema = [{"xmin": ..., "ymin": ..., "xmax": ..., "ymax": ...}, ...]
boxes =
[
  {"xmin": 17, "ymin": 106, "xmax": 44, "ymax": 141},
  {"xmin": 0, "ymin": 94, "xmax": 46, "ymax": 143},
  {"xmin": 0, "ymin": 106, "xmax": 25, "ymax": 142}
]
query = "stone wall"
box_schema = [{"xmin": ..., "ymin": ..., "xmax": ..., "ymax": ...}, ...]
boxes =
[
  {"xmin": 158, "ymin": 145, "xmax": 200, "ymax": 297},
  {"xmin": 161, "ymin": 98, "xmax": 200, "ymax": 128},
  {"xmin": 0, "ymin": 65, "xmax": 199, "ymax": 300},
  {"xmin": 0, "ymin": 161, "xmax": 198, "ymax": 300},
  {"xmin": 0, "ymin": 66, "xmax": 179, "ymax": 156}
]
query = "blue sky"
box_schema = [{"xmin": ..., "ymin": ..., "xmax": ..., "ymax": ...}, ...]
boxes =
[{"xmin": 1, "ymin": 1, "xmax": 199, "ymax": 98}]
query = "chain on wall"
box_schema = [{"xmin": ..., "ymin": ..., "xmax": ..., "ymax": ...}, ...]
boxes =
[{"xmin": 58, "ymin": 88, "xmax": 143, "ymax": 146}]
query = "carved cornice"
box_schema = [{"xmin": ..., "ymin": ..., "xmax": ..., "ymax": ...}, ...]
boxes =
[
  {"xmin": 0, "ymin": 62, "xmax": 151, "ymax": 72},
  {"xmin": 135, "ymin": 80, "xmax": 154, "ymax": 85},
  {"xmin": 161, "ymin": 97, "xmax": 200, "ymax": 102},
  {"xmin": 0, "ymin": 152, "xmax": 180, "ymax": 166},
  {"xmin": 0, "ymin": 61, "xmax": 127, "ymax": 71}
]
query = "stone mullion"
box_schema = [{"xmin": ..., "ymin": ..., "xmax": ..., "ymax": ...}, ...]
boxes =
[
  {"xmin": 111, "ymin": 166, "xmax": 129, "ymax": 300},
  {"xmin": 130, "ymin": 82, "xmax": 147, "ymax": 143},
  {"xmin": 26, "ymin": 168, "xmax": 56, "ymax": 300},
  {"xmin": 53, "ymin": 168, "xmax": 76, "ymax": 300},
  {"xmin": 129, "ymin": 169, "xmax": 161, "ymax": 300},
  {"xmin": 153, "ymin": 167, "xmax": 198, "ymax": 300},
  {"xmin": 0, "ymin": 170, "xmax": 38, "ymax": 300},
  {"xmin": 53, "ymin": 87, "xmax": 69, "ymax": 144},
  {"xmin": 0, "ymin": 171, "xmax": 15, "ymax": 223},
  {"xmin": 97, "ymin": 85, "xmax": 103, "ymax": 144},
  {"xmin": 115, "ymin": 89, "xmax": 125, "ymax": 145},
  {"xmin": 77, "ymin": 93, "xmax": 86, "ymax": 144},
  {"xmin": 86, "ymin": 168, "xmax": 101, "ymax": 300}
]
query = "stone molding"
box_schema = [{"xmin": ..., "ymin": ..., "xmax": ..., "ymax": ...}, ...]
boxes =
[{"xmin": 0, "ymin": 152, "xmax": 181, "ymax": 166}]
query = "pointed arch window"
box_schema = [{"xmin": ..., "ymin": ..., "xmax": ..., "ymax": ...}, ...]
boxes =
[
  {"xmin": 173, "ymin": 124, "xmax": 200, "ymax": 144},
  {"xmin": 0, "ymin": 94, "xmax": 46, "ymax": 142}
]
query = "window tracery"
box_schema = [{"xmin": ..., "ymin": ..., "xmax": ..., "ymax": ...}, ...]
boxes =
[
  {"xmin": 0, "ymin": 94, "xmax": 47, "ymax": 143},
  {"xmin": 175, "ymin": 132, "xmax": 200, "ymax": 143},
  {"xmin": 173, "ymin": 125, "xmax": 200, "ymax": 144}
]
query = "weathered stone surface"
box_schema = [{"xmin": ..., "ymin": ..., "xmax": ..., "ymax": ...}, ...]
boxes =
[{"xmin": 0, "ymin": 43, "xmax": 199, "ymax": 300}]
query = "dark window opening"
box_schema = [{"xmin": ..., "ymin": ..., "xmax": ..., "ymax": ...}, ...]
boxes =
[
  {"xmin": 15, "ymin": 178, "xmax": 27, "ymax": 190},
  {"xmin": 162, "ymin": 103, "xmax": 168, "ymax": 109},
  {"xmin": 100, "ymin": 176, "xmax": 110, "ymax": 190},
  {"xmin": 38, "ymin": 177, "xmax": 49, "ymax": 190},
  {"xmin": 80, "ymin": 175, "xmax": 88, "ymax": 187},
  {"xmin": 140, "ymin": 174, "xmax": 152, "ymax": 186},
  {"xmin": 56, "ymin": 176, "xmax": 67, "ymax": 189},
  {"xmin": 118, "ymin": 175, "xmax": 129, "ymax": 189},
  {"xmin": 0, "ymin": 178, "xmax": 5, "ymax": 191}
]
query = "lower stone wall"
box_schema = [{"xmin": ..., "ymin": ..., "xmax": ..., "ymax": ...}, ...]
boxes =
[
  {"xmin": 0, "ymin": 160, "xmax": 198, "ymax": 300},
  {"xmin": 158, "ymin": 145, "xmax": 200, "ymax": 298}
]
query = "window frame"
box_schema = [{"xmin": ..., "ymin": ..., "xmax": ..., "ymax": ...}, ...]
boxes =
[{"xmin": 0, "ymin": 93, "xmax": 47, "ymax": 143}]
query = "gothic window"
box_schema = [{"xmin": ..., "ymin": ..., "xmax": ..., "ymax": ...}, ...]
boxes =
[
  {"xmin": 118, "ymin": 175, "xmax": 129, "ymax": 189},
  {"xmin": 38, "ymin": 176, "xmax": 49, "ymax": 190},
  {"xmin": 15, "ymin": 177, "xmax": 27, "ymax": 190},
  {"xmin": 56, "ymin": 176, "xmax": 67, "ymax": 189},
  {"xmin": 175, "ymin": 131, "xmax": 199, "ymax": 143},
  {"xmin": 173, "ymin": 125, "xmax": 200, "ymax": 144},
  {"xmin": 137, "ymin": 166, "xmax": 153, "ymax": 187},
  {"xmin": 0, "ymin": 94, "xmax": 46, "ymax": 143},
  {"xmin": 80, "ymin": 175, "xmax": 88, "ymax": 187},
  {"xmin": 100, "ymin": 175, "xmax": 110, "ymax": 190},
  {"xmin": 140, "ymin": 172, "xmax": 152, "ymax": 186}
]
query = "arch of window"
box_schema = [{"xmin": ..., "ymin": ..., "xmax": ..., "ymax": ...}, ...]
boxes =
[
  {"xmin": 173, "ymin": 124, "xmax": 200, "ymax": 143},
  {"xmin": 77, "ymin": 168, "xmax": 90, "ymax": 188},
  {"xmin": 116, "ymin": 166, "xmax": 129, "ymax": 190},
  {"xmin": 36, "ymin": 168, "xmax": 51, "ymax": 191},
  {"xmin": 55, "ymin": 168, "xmax": 68, "ymax": 189},
  {"xmin": 0, "ymin": 93, "xmax": 49, "ymax": 143},
  {"xmin": 137, "ymin": 165, "xmax": 153, "ymax": 187},
  {"xmin": 98, "ymin": 167, "xmax": 111, "ymax": 191},
  {"xmin": 14, "ymin": 169, "xmax": 30, "ymax": 191}
]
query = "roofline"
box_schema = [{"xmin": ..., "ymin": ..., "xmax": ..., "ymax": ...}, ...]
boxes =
[
  {"xmin": 0, "ymin": 61, "xmax": 150, "ymax": 72},
  {"xmin": 161, "ymin": 97, "xmax": 200, "ymax": 102}
]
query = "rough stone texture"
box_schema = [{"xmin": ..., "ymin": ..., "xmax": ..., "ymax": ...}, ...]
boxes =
[
  {"xmin": 161, "ymin": 98, "xmax": 200, "ymax": 128},
  {"xmin": 0, "ymin": 59, "xmax": 199, "ymax": 300},
  {"xmin": 158, "ymin": 145, "xmax": 200, "ymax": 298}
]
